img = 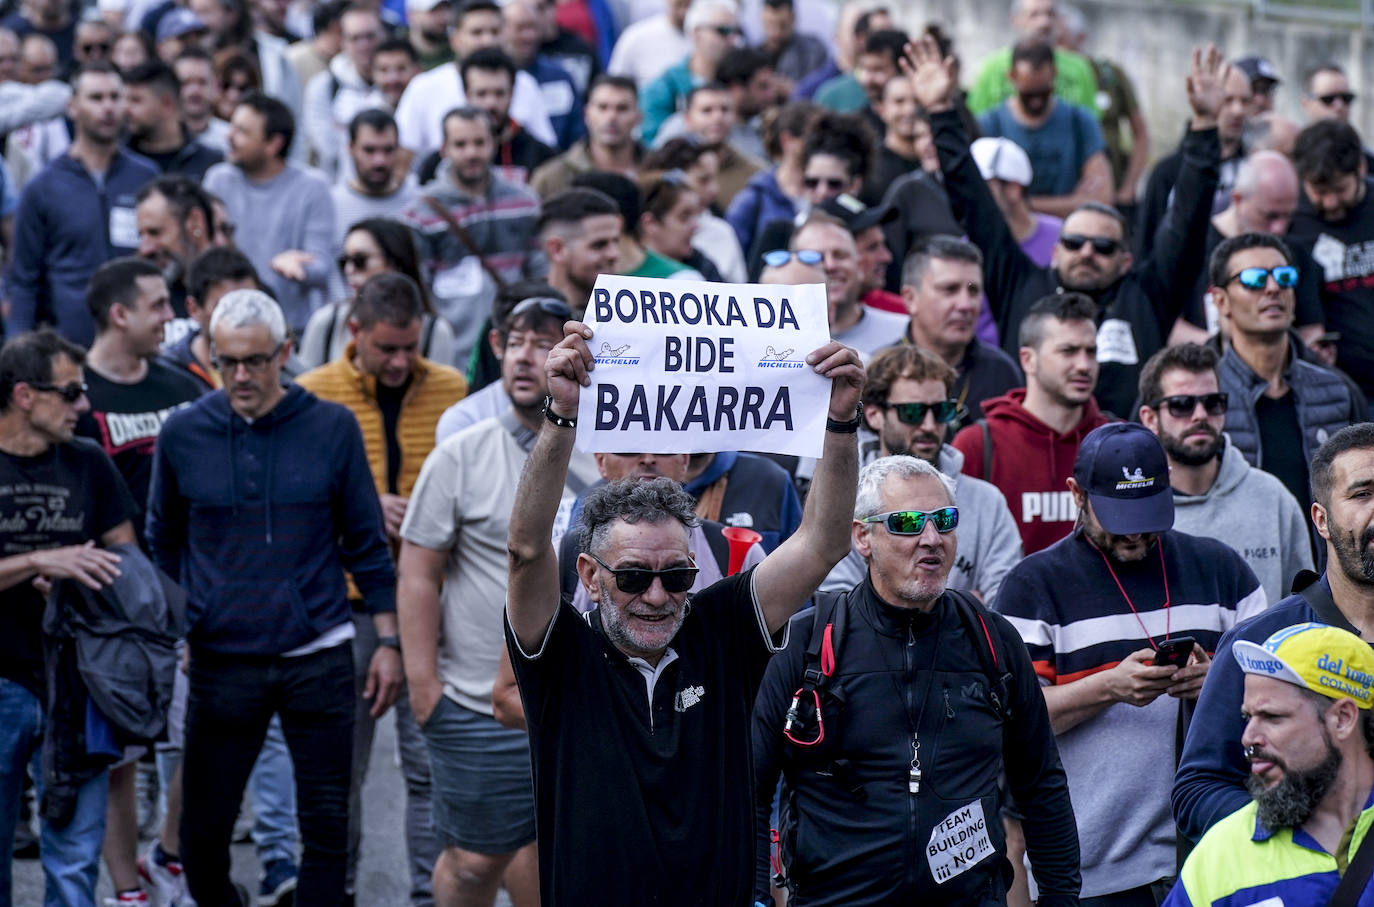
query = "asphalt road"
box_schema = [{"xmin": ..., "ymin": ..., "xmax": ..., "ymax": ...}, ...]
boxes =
[{"xmin": 15, "ymin": 711, "xmax": 417, "ymax": 907}]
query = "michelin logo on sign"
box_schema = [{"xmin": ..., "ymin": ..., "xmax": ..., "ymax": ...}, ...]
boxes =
[{"xmin": 594, "ymin": 342, "xmax": 640, "ymax": 365}]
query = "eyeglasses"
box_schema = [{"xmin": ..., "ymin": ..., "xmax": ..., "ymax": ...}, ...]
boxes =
[
  {"xmin": 1316, "ymin": 92, "xmax": 1356, "ymax": 106},
  {"xmin": 762, "ymin": 249, "xmax": 823, "ymax": 267},
  {"xmin": 588, "ymin": 553, "xmax": 699, "ymax": 594},
  {"xmin": 707, "ymin": 24, "xmax": 740, "ymax": 36},
  {"xmin": 337, "ymin": 252, "xmax": 374, "ymax": 272},
  {"xmin": 1150, "ymin": 393, "xmax": 1229, "ymax": 418},
  {"xmin": 79, "ymin": 42, "xmax": 111, "ymax": 55},
  {"xmin": 509, "ymin": 296, "xmax": 572, "ymax": 319},
  {"xmin": 1226, "ymin": 265, "xmax": 1299, "ymax": 291},
  {"xmin": 861, "ymin": 507, "xmax": 960, "ymax": 535},
  {"xmin": 1059, "ymin": 233, "xmax": 1122, "ymax": 256},
  {"xmin": 211, "ymin": 344, "xmax": 283, "ymax": 373},
  {"xmin": 26, "ymin": 381, "xmax": 88, "ymax": 403},
  {"xmin": 888, "ymin": 400, "xmax": 960, "ymax": 425},
  {"xmin": 803, "ymin": 176, "xmax": 848, "ymax": 191}
]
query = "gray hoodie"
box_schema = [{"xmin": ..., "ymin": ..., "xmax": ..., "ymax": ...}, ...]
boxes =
[
  {"xmin": 1172, "ymin": 438, "xmax": 1312, "ymax": 604},
  {"xmin": 821, "ymin": 445, "xmax": 1023, "ymax": 604}
]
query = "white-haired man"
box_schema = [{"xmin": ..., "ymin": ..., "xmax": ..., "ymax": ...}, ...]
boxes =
[
  {"xmin": 147, "ymin": 289, "xmax": 402, "ymax": 907},
  {"xmin": 639, "ymin": 0, "xmax": 742, "ymax": 145}
]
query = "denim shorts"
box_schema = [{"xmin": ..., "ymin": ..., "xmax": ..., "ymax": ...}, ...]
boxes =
[{"xmin": 421, "ymin": 696, "xmax": 535, "ymax": 853}]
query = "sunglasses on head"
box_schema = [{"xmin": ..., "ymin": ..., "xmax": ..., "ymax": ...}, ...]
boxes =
[
  {"xmin": 1317, "ymin": 92, "xmax": 1356, "ymax": 106},
  {"xmin": 762, "ymin": 249, "xmax": 823, "ymax": 267},
  {"xmin": 27, "ymin": 381, "xmax": 87, "ymax": 403},
  {"xmin": 510, "ymin": 296, "xmax": 572, "ymax": 319},
  {"xmin": 803, "ymin": 176, "xmax": 848, "ymax": 191},
  {"xmin": 889, "ymin": 400, "xmax": 960, "ymax": 425},
  {"xmin": 1150, "ymin": 393, "xmax": 1228, "ymax": 418},
  {"xmin": 1226, "ymin": 265, "xmax": 1299, "ymax": 290},
  {"xmin": 1059, "ymin": 233, "xmax": 1122, "ymax": 256},
  {"xmin": 589, "ymin": 553, "xmax": 698, "ymax": 594},
  {"xmin": 861, "ymin": 507, "xmax": 959, "ymax": 535}
]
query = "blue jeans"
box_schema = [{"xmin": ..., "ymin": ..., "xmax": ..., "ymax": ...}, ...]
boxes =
[{"xmin": 0, "ymin": 677, "xmax": 109, "ymax": 907}]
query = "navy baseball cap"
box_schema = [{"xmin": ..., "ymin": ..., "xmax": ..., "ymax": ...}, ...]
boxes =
[{"xmin": 1073, "ymin": 423, "xmax": 1174, "ymax": 535}]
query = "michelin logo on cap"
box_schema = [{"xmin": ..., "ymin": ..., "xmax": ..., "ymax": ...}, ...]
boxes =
[{"xmin": 1115, "ymin": 466, "xmax": 1155, "ymax": 491}]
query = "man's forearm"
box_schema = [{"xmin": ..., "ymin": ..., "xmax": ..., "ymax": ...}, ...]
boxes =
[
  {"xmin": 506, "ymin": 419, "xmax": 576, "ymax": 650},
  {"xmin": 0, "ymin": 551, "xmax": 40, "ymax": 593},
  {"xmin": 802, "ymin": 423, "xmax": 860, "ymax": 564},
  {"xmin": 1042, "ymin": 672, "xmax": 1116, "ymax": 734},
  {"xmin": 372, "ymin": 611, "xmax": 398, "ymax": 636},
  {"xmin": 396, "ymin": 572, "xmax": 442, "ymax": 688}
]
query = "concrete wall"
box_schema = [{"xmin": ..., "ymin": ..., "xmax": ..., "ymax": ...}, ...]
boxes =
[{"xmin": 883, "ymin": 0, "xmax": 1372, "ymax": 164}]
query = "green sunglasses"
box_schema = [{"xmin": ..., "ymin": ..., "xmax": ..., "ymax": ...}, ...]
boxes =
[
  {"xmin": 889, "ymin": 400, "xmax": 960, "ymax": 425},
  {"xmin": 862, "ymin": 507, "xmax": 959, "ymax": 535},
  {"xmin": 1227, "ymin": 266, "xmax": 1299, "ymax": 291}
]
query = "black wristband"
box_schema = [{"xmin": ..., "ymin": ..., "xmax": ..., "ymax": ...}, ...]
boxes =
[
  {"xmin": 377, "ymin": 635, "xmax": 400, "ymax": 651},
  {"xmin": 826, "ymin": 401, "xmax": 863, "ymax": 434},
  {"xmin": 542, "ymin": 395, "xmax": 577, "ymax": 428}
]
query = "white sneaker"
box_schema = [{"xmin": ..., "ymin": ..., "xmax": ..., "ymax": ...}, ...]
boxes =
[{"xmin": 138, "ymin": 842, "xmax": 195, "ymax": 907}]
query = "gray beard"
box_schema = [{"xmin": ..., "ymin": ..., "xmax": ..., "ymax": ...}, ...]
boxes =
[{"xmin": 1245, "ymin": 741, "xmax": 1342, "ymax": 830}]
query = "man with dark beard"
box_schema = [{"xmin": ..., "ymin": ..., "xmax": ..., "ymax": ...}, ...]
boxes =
[
  {"xmin": 1138, "ymin": 342, "xmax": 1312, "ymax": 604},
  {"xmin": 1165, "ymin": 622, "xmax": 1374, "ymax": 906},
  {"xmin": 1000, "ymin": 422, "xmax": 1266, "ymax": 902},
  {"xmin": 1209, "ymin": 232, "xmax": 1362, "ymax": 510},
  {"xmin": 1175, "ymin": 424, "xmax": 1374, "ymax": 842}
]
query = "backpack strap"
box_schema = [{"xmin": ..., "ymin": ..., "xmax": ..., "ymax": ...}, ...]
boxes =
[
  {"xmin": 1293, "ymin": 570, "xmax": 1358, "ymax": 633},
  {"xmin": 978, "ymin": 418, "xmax": 994, "ymax": 478},
  {"xmin": 783, "ymin": 590, "xmax": 847, "ymax": 749},
  {"xmin": 420, "ymin": 316, "xmax": 438, "ymax": 358},
  {"xmin": 944, "ymin": 589, "xmax": 1013, "ymax": 724}
]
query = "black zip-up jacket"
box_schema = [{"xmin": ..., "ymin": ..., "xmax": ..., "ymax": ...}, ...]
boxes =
[
  {"xmin": 752, "ymin": 576, "xmax": 1080, "ymax": 905},
  {"xmin": 930, "ymin": 108, "xmax": 1220, "ymax": 419}
]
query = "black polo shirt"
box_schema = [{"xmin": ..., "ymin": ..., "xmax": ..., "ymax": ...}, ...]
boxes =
[{"xmin": 507, "ymin": 567, "xmax": 784, "ymax": 905}]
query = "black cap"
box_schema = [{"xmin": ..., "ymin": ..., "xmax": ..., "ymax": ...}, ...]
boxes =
[
  {"xmin": 813, "ymin": 193, "xmax": 898, "ymax": 234},
  {"xmin": 1234, "ymin": 55, "xmax": 1281, "ymax": 86},
  {"xmin": 1072, "ymin": 423, "xmax": 1175, "ymax": 535}
]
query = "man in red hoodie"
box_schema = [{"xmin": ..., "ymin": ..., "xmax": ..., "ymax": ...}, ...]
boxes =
[{"xmin": 952, "ymin": 292, "xmax": 1111, "ymax": 554}]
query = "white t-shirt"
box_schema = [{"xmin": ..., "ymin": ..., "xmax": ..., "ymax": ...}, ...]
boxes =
[
  {"xmin": 395, "ymin": 64, "xmax": 556, "ymax": 161},
  {"xmin": 606, "ymin": 14, "xmax": 690, "ymax": 88}
]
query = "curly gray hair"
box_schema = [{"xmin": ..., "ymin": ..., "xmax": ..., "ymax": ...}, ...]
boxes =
[{"xmin": 579, "ymin": 477, "xmax": 701, "ymax": 556}]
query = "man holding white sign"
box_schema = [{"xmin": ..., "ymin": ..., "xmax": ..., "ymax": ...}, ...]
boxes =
[{"xmin": 504, "ymin": 311, "xmax": 863, "ymax": 904}]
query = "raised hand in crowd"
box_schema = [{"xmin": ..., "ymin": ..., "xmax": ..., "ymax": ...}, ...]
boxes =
[{"xmin": 1185, "ymin": 43, "xmax": 1228, "ymax": 131}]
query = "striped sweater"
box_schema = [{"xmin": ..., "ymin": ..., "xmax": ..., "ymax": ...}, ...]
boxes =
[{"xmin": 999, "ymin": 529, "xmax": 1267, "ymax": 898}]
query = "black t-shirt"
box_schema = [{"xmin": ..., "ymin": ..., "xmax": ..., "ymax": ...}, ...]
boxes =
[
  {"xmin": 861, "ymin": 145, "xmax": 921, "ymax": 208},
  {"xmin": 0, "ymin": 439, "xmax": 135, "ymax": 694},
  {"xmin": 507, "ymin": 568, "xmax": 781, "ymax": 906},
  {"xmin": 375, "ymin": 376, "xmax": 410, "ymax": 495},
  {"xmin": 75, "ymin": 360, "xmax": 205, "ymax": 540},
  {"xmin": 1256, "ymin": 389, "xmax": 1310, "ymax": 507}
]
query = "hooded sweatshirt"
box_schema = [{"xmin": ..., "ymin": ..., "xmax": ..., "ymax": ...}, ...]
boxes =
[
  {"xmin": 146, "ymin": 383, "xmax": 396, "ymax": 655},
  {"xmin": 822, "ymin": 444, "xmax": 1024, "ymax": 604},
  {"xmin": 1170, "ymin": 439, "xmax": 1313, "ymax": 605},
  {"xmin": 951, "ymin": 388, "xmax": 1111, "ymax": 555}
]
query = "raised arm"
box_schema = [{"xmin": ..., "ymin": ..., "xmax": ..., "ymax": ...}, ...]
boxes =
[
  {"xmin": 505, "ymin": 320, "xmax": 592, "ymax": 652},
  {"xmin": 1135, "ymin": 45, "xmax": 1225, "ymax": 326},
  {"xmin": 751, "ymin": 342, "xmax": 863, "ymax": 634}
]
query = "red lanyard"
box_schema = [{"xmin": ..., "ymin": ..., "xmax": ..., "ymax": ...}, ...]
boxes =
[{"xmin": 1092, "ymin": 536, "xmax": 1171, "ymax": 649}]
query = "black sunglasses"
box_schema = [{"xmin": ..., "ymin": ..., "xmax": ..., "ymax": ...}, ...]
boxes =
[
  {"xmin": 889, "ymin": 400, "xmax": 960, "ymax": 425},
  {"xmin": 589, "ymin": 553, "xmax": 698, "ymax": 594},
  {"xmin": 1150, "ymin": 393, "xmax": 1228, "ymax": 418},
  {"xmin": 211, "ymin": 344, "xmax": 284, "ymax": 373},
  {"xmin": 337, "ymin": 252, "xmax": 372, "ymax": 271},
  {"xmin": 27, "ymin": 381, "xmax": 87, "ymax": 403},
  {"xmin": 79, "ymin": 42, "xmax": 111, "ymax": 54},
  {"xmin": 803, "ymin": 176, "xmax": 848, "ymax": 191},
  {"xmin": 1059, "ymin": 233, "xmax": 1122, "ymax": 256},
  {"xmin": 1317, "ymin": 92, "xmax": 1356, "ymax": 106}
]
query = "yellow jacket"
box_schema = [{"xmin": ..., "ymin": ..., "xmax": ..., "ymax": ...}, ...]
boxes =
[{"xmin": 296, "ymin": 344, "xmax": 468, "ymax": 500}]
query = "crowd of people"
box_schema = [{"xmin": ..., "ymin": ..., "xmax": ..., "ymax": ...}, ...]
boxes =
[{"xmin": 4, "ymin": 0, "xmax": 1374, "ymax": 903}]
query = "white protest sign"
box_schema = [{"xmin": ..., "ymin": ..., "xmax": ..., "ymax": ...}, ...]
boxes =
[
  {"xmin": 574, "ymin": 274, "xmax": 831, "ymax": 458},
  {"xmin": 926, "ymin": 800, "xmax": 995, "ymax": 884}
]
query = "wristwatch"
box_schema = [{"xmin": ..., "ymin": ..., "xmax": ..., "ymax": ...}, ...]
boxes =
[
  {"xmin": 825, "ymin": 401, "xmax": 864, "ymax": 434},
  {"xmin": 542, "ymin": 395, "xmax": 577, "ymax": 428},
  {"xmin": 377, "ymin": 635, "xmax": 401, "ymax": 652}
]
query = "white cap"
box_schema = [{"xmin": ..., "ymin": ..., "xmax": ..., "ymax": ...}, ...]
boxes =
[
  {"xmin": 970, "ymin": 137, "xmax": 1033, "ymax": 187},
  {"xmin": 406, "ymin": 0, "xmax": 449, "ymax": 11}
]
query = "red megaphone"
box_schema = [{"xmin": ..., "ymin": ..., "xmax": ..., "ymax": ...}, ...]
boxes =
[{"xmin": 722, "ymin": 527, "xmax": 762, "ymax": 575}]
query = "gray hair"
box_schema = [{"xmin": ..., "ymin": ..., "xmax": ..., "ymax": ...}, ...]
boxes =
[
  {"xmin": 579, "ymin": 477, "xmax": 701, "ymax": 556},
  {"xmin": 208, "ymin": 288, "xmax": 287, "ymax": 345},
  {"xmin": 684, "ymin": 0, "xmax": 738, "ymax": 33},
  {"xmin": 855, "ymin": 456, "xmax": 956, "ymax": 521},
  {"xmin": 901, "ymin": 234, "xmax": 983, "ymax": 291}
]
